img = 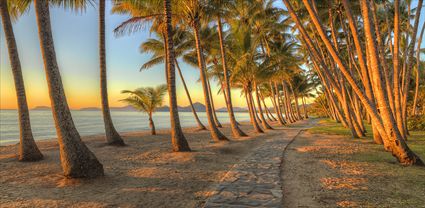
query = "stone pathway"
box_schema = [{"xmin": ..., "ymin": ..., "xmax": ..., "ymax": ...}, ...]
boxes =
[{"xmin": 203, "ymin": 122, "xmax": 309, "ymax": 208}]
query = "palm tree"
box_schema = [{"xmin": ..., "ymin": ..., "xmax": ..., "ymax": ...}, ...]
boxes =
[
  {"xmin": 33, "ymin": 0, "xmax": 103, "ymax": 177},
  {"xmin": 121, "ymin": 85, "xmax": 167, "ymax": 135},
  {"xmin": 282, "ymin": 0, "xmax": 423, "ymax": 165},
  {"xmin": 205, "ymin": 0, "xmax": 247, "ymax": 137},
  {"xmin": 139, "ymin": 29, "xmax": 207, "ymax": 130},
  {"xmin": 0, "ymin": 0, "xmax": 43, "ymax": 161},
  {"xmin": 179, "ymin": 0, "xmax": 229, "ymax": 142},
  {"xmin": 163, "ymin": 0, "xmax": 191, "ymax": 151},
  {"xmin": 99, "ymin": 0, "xmax": 125, "ymax": 145},
  {"xmin": 113, "ymin": 0, "xmax": 191, "ymax": 151}
]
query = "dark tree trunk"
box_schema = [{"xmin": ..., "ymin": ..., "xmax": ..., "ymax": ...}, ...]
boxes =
[
  {"xmin": 0, "ymin": 0, "xmax": 43, "ymax": 161},
  {"xmin": 163, "ymin": 0, "xmax": 191, "ymax": 151},
  {"xmin": 34, "ymin": 0, "xmax": 103, "ymax": 177},
  {"xmin": 99, "ymin": 0, "xmax": 124, "ymax": 146},
  {"xmin": 149, "ymin": 112, "xmax": 156, "ymax": 135}
]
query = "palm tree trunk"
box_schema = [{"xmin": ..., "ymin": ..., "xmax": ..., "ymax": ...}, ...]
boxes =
[
  {"xmin": 245, "ymin": 87, "xmax": 264, "ymax": 133},
  {"xmin": 302, "ymin": 96, "xmax": 308, "ymax": 118},
  {"xmin": 288, "ymin": 82, "xmax": 302, "ymax": 120},
  {"xmin": 206, "ymin": 78, "xmax": 223, "ymax": 128},
  {"xmin": 402, "ymin": 0, "xmax": 423, "ymax": 128},
  {"xmin": 254, "ymin": 82, "xmax": 273, "ymax": 129},
  {"xmin": 192, "ymin": 21, "xmax": 228, "ymax": 142},
  {"xmin": 0, "ymin": 0, "xmax": 43, "ymax": 161},
  {"xmin": 260, "ymin": 92, "xmax": 277, "ymax": 121},
  {"xmin": 217, "ymin": 17, "xmax": 247, "ymax": 137},
  {"xmin": 392, "ymin": 0, "xmax": 406, "ymax": 139},
  {"xmin": 360, "ymin": 0, "xmax": 422, "ymax": 163},
  {"xmin": 163, "ymin": 0, "xmax": 191, "ymax": 151},
  {"xmin": 270, "ymin": 82, "xmax": 286, "ymax": 124},
  {"xmin": 175, "ymin": 60, "xmax": 206, "ymax": 130},
  {"xmin": 285, "ymin": 0, "xmax": 423, "ymax": 165},
  {"xmin": 34, "ymin": 0, "xmax": 103, "ymax": 177},
  {"xmin": 149, "ymin": 112, "xmax": 156, "ymax": 135},
  {"xmin": 99, "ymin": 0, "xmax": 124, "ymax": 146},
  {"xmin": 412, "ymin": 21, "xmax": 425, "ymax": 115}
]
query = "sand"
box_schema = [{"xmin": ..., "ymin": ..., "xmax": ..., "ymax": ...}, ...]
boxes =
[{"xmin": 0, "ymin": 122, "xmax": 284, "ymax": 208}]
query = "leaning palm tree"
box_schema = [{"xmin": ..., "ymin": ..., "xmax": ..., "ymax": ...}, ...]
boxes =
[
  {"xmin": 0, "ymin": 0, "xmax": 43, "ymax": 161},
  {"xmin": 121, "ymin": 85, "xmax": 167, "ymax": 135},
  {"xmin": 139, "ymin": 29, "xmax": 207, "ymax": 130},
  {"xmin": 178, "ymin": 0, "xmax": 229, "ymax": 142},
  {"xmin": 113, "ymin": 0, "xmax": 191, "ymax": 151},
  {"xmin": 99, "ymin": 0, "xmax": 125, "ymax": 145},
  {"xmin": 33, "ymin": 0, "xmax": 103, "ymax": 178}
]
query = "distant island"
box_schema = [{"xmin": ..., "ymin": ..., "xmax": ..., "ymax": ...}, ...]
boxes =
[
  {"xmin": 30, "ymin": 102, "xmax": 249, "ymax": 112},
  {"xmin": 32, "ymin": 106, "xmax": 51, "ymax": 110}
]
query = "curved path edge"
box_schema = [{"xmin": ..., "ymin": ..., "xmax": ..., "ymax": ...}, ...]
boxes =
[{"xmin": 203, "ymin": 120, "xmax": 313, "ymax": 208}]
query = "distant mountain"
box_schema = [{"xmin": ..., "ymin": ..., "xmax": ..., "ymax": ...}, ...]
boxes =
[
  {"xmin": 177, "ymin": 102, "xmax": 206, "ymax": 112},
  {"xmin": 104, "ymin": 102, "xmax": 248, "ymax": 113},
  {"xmin": 157, "ymin": 105, "xmax": 170, "ymax": 112},
  {"xmin": 32, "ymin": 106, "xmax": 51, "ymax": 110},
  {"xmin": 79, "ymin": 107, "xmax": 101, "ymax": 111}
]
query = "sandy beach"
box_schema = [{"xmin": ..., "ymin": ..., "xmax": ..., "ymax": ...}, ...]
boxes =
[{"xmin": 0, "ymin": 122, "xmax": 283, "ymax": 208}]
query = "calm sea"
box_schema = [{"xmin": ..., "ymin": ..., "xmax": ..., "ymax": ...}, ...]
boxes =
[{"xmin": 0, "ymin": 110, "xmax": 251, "ymax": 145}]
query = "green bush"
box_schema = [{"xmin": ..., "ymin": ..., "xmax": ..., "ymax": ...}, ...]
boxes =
[{"xmin": 407, "ymin": 115, "xmax": 425, "ymax": 131}]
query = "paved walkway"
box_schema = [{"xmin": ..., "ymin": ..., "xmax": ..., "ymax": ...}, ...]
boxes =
[{"xmin": 203, "ymin": 121, "xmax": 310, "ymax": 208}]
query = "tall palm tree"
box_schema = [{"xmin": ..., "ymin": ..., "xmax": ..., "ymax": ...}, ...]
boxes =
[
  {"xmin": 0, "ymin": 0, "xmax": 43, "ymax": 161},
  {"xmin": 121, "ymin": 85, "xmax": 167, "ymax": 135},
  {"xmin": 282, "ymin": 0, "xmax": 423, "ymax": 165},
  {"xmin": 206, "ymin": 0, "xmax": 247, "ymax": 137},
  {"xmin": 179, "ymin": 0, "xmax": 229, "ymax": 142},
  {"xmin": 33, "ymin": 0, "xmax": 104, "ymax": 177},
  {"xmin": 99, "ymin": 0, "xmax": 125, "ymax": 145},
  {"xmin": 163, "ymin": 0, "xmax": 191, "ymax": 151}
]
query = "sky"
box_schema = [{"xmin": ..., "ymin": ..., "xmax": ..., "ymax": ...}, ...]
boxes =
[
  {"xmin": 0, "ymin": 1, "xmax": 424, "ymax": 110},
  {"xmin": 0, "ymin": 1, "xmax": 242, "ymax": 109}
]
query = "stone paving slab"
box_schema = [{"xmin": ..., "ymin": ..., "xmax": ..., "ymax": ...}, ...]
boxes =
[{"xmin": 203, "ymin": 129, "xmax": 305, "ymax": 208}]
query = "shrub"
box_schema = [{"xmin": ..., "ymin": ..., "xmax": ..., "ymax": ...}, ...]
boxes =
[{"xmin": 407, "ymin": 115, "xmax": 425, "ymax": 131}]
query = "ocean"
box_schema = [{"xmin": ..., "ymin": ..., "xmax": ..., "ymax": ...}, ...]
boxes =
[{"xmin": 0, "ymin": 110, "xmax": 251, "ymax": 145}]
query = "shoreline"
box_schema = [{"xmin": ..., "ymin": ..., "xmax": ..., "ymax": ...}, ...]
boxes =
[{"xmin": 0, "ymin": 121, "xmax": 237, "ymax": 147}]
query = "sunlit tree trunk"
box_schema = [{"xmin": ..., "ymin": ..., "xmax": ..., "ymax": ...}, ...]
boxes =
[
  {"xmin": 34, "ymin": 0, "xmax": 104, "ymax": 177},
  {"xmin": 270, "ymin": 82, "xmax": 286, "ymax": 124},
  {"xmin": 206, "ymin": 78, "xmax": 223, "ymax": 128},
  {"xmin": 402, "ymin": 0, "xmax": 423, "ymax": 123},
  {"xmin": 412, "ymin": 22, "xmax": 425, "ymax": 115},
  {"xmin": 245, "ymin": 87, "xmax": 264, "ymax": 133},
  {"xmin": 217, "ymin": 17, "xmax": 247, "ymax": 137},
  {"xmin": 302, "ymin": 96, "xmax": 308, "ymax": 118},
  {"xmin": 164, "ymin": 0, "xmax": 191, "ymax": 151},
  {"xmin": 254, "ymin": 82, "xmax": 273, "ymax": 129},
  {"xmin": 0, "ymin": 0, "xmax": 43, "ymax": 161},
  {"xmin": 284, "ymin": 0, "xmax": 424, "ymax": 165},
  {"xmin": 192, "ymin": 20, "xmax": 228, "ymax": 141},
  {"xmin": 99, "ymin": 0, "xmax": 125, "ymax": 146},
  {"xmin": 392, "ymin": 0, "xmax": 406, "ymax": 139},
  {"xmin": 175, "ymin": 60, "xmax": 206, "ymax": 130}
]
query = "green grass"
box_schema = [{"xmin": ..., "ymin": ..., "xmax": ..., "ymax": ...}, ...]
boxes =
[
  {"xmin": 309, "ymin": 118, "xmax": 425, "ymax": 162},
  {"xmin": 305, "ymin": 118, "xmax": 425, "ymax": 207}
]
